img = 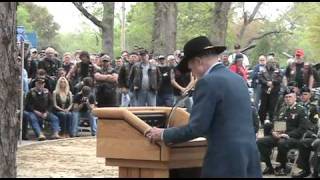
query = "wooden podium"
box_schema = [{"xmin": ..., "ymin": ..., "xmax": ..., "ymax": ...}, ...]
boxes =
[{"xmin": 93, "ymin": 107, "xmax": 207, "ymax": 178}]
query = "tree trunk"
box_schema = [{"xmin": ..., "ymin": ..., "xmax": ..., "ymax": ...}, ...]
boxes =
[
  {"xmin": 73, "ymin": 2, "xmax": 114, "ymax": 58},
  {"xmin": 152, "ymin": 2, "xmax": 177, "ymax": 56},
  {"xmin": 0, "ymin": 2, "xmax": 20, "ymax": 178},
  {"xmin": 237, "ymin": 2, "xmax": 263, "ymax": 45},
  {"xmin": 210, "ymin": 2, "xmax": 232, "ymax": 45},
  {"xmin": 102, "ymin": 2, "xmax": 114, "ymax": 58}
]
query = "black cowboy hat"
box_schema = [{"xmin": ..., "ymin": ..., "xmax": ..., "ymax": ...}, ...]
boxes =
[{"xmin": 177, "ymin": 36, "xmax": 226, "ymax": 73}]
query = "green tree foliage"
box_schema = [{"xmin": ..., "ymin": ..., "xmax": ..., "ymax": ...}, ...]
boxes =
[
  {"xmin": 55, "ymin": 24, "xmax": 102, "ymax": 54},
  {"xmin": 283, "ymin": 2, "xmax": 320, "ymax": 62},
  {"xmin": 16, "ymin": 2, "xmax": 60, "ymax": 50},
  {"xmin": 126, "ymin": 2, "xmax": 154, "ymax": 52},
  {"xmin": 176, "ymin": 2, "xmax": 213, "ymax": 50},
  {"xmin": 17, "ymin": 5, "xmax": 33, "ymax": 32}
]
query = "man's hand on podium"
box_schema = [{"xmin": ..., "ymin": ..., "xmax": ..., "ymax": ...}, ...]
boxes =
[{"xmin": 145, "ymin": 127, "xmax": 164, "ymax": 144}]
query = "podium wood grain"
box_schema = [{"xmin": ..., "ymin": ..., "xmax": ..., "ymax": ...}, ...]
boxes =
[{"xmin": 94, "ymin": 107, "xmax": 207, "ymax": 178}]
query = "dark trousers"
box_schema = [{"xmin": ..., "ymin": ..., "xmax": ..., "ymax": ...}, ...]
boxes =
[
  {"xmin": 96, "ymin": 85, "xmax": 117, "ymax": 107},
  {"xmin": 157, "ymin": 93, "xmax": 174, "ymax": 107},
  {"xmin": 297, "ymin": 138, "xmax": 320, "ymax": 173},
  {"xmin": 259, "ymin": 92, "xmax": 279, "ymax": 124},
  {"xmin": 257, "ymin": 136, "xmax": 300, "ymax": 167},
  {"xmin": 22, "ymin": 111, "xmax": 30, "ymax": 138}
]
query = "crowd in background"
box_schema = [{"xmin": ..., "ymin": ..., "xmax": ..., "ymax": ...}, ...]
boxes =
[{"xmin": 18, "ymin": 43, "xmax": 320, "ymax": 177}]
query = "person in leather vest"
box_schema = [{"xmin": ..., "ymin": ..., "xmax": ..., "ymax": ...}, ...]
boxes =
[{"xmin": 67, "ymin": 51, "xmax": 96, "ymax": 94}]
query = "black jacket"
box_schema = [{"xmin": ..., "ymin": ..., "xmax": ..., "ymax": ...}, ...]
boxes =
[
  {"xmin": 129, "ymin": 62, "xmax": 162, "ymax": 92},
  {"xmin": 25, "ymin": 88, "xmax": 52, "ymax": 113},
  {"xmin": 38, "ymin": 57, "xmax": 62, "ymax": 77},
  {"xmin": 118, "ymin": 62, "xmax": 134, "ymax": 89},
  {"xmin": 258, "ymin": 66, "xmax": 282, "ymax": 94}
]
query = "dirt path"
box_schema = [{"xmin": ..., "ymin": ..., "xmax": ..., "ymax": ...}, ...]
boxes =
[
  {"xmin": 17, "ymin": 134, "xmax": 293, "ymax": 178},
  {"xmin": 17, "ymin": 137, "xmax": 118, "ymax": 178}
]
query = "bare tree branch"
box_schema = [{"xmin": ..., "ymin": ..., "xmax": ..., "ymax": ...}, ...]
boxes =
[
  {"xmin": 248, "ymin": 2, "xmax": 263, "ymax": 23},
  {"xmin": 251, "ymin": 17, "xmax": 266, "ymax": 22},
  {"xmin": 73, "ymin": 2, "xmax": 102, "ymax": 28},
  {"xmin": 237, "ymin": 2, "xmax": 263, "ymax": 44},
  {"xmin": 246, "ymin": 30, "xmax": 293, "ymax": 46}
]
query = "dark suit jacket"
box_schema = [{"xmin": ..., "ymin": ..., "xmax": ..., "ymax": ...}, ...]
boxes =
[{"xmin": 163, "ymin": 63, "xmax": 262, "ymax": 178}]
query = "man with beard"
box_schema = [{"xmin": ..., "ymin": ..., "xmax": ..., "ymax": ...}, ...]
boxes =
[
  {"xmin": 67, "ymin": 51, "xmax": 96, "ymax": 94},
  {"xmin": 284, "ymin": 49, "xmax": 315, "ymax": 90}
]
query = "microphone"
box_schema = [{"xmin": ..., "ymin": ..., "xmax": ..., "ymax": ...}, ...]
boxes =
[{"xmin": 167, "ymin": 89, "xmax": 193, "ymax": 128}]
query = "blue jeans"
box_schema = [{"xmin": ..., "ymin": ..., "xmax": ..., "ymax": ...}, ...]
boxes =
[
  {"xmin": 129, "ymin": 90, "xmax": 136, "ymax": 107},
  {"xmin": 135, "ymin": 90, "xmax": 157, "ymax": 106},
  {"xmin": 27, "ymin": 111, "xmax": 60, "ymax": 137},
  {"xmin": 174, "ymin": 96, "xmax": 193, "ymax": 113},
  {"xmin": 54, "ymin": 111, "xmax": 73, "ymax": 136},
  {"xmin": 253, "ymin": 84, "xmax": 262, "ymax": 110},
  {"xmin": 72, "ymin": 111, "xmax": 97, "ymax": 136},
  {"xmin": 157, "ymin": 93, "xmax": 174, "ymax": 107}
]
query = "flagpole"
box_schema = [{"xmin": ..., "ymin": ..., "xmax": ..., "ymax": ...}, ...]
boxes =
[{"xmin": 19, "ymin": 39, "xmax": 24, "ymax": 145}]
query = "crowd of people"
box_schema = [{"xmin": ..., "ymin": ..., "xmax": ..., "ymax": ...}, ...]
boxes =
[
  {"xmin": 18, "ymin": 42, "xmax": 320, "ymax": 178},
  {"xmin": 19, "ymin": 46, "xmax": 196, "ymax": 141}
]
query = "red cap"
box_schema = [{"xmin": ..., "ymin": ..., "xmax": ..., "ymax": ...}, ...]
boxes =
[{"xmin": 295, "ymin": 49, "xmax": 304, "ymax": 57}]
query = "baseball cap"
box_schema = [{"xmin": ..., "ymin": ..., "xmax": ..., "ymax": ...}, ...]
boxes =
[
  {"xmin": 30, "ymin": 48, "xmax": 38, "ymax": 53},
  {"xmin": 295, "ymin": 49, "xmax": 304, "ymax": 57}
]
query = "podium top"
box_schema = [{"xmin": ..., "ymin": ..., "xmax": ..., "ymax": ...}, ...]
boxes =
[{"xmin": 93, "ymin": 107, "xmax": 189, "ymax": 136}]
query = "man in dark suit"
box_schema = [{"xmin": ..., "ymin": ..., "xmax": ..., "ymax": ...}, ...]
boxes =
[{"xmin": 145, "ymin": 36, "xmax": 262, "ymax": 178}]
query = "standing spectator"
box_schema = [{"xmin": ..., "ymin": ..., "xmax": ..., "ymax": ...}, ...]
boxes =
[
  {"xmin": 229, "ymin": 54, "xmax": 248, "ymax": 82},
  {"xmin": 26, "ymin": 48, "xmax": 40, "ymax": 79},
  {"xmin": 258, "ymin": 55, "xmax": 282, "ymax": 135},
  {"xmin": 157, "ymin": 55, "xmax": 174, "ymax": 107},
  {"xmin": 72, "ymin": 86, "xmax": 97, "ymax": 136},
  {"xmin": 251, "ymin": 55, "xmax": 267, "ymax": 110},
  {"xmin": 39, "ymin": 49, "xmax": 46, "ymax": 59},
  {"xmin": 73, "ymin": 49, "xmax": 82, "ymax": 64},
  {"xmin": 62, "ymin": 52, "xmax": 74, "ymax": 75},
  {"xmin": 114, "ymin": 57, "xmax": 123, "ymax": 106},
  {"xmin": 228, "ymin": 44, "xmax": 250, "ymax": 69},
  {"xmin": 25, "ymin": 77, "xmax": 61, "ymax": 140},
  {"xmin": 121, "ymin": 50, "xmax": 129, "ymax": 63},
  {"xmin": 114, "ymin": 57, "xmax": 123, "ymax": 74},
  {"xmin": 38, "ymin": 47, "xmax": 62, "ymax": 78},
  {"xmin": 284, "ymin": 49, "xmax": 314, "ymax": 90},
  {"xmin": 171, "ymin": 61, "xmax": 196, "ymax": 112},
  {"xmin": 94, "ymin": 55, "xmax": 118, "ymax": 107},
  {"xmin": 67, "ymin": 51, "xmax": 96, "ymax": 93},
  {"xmin": 118, "ymin": 52, "xmax": 138, "ymax": 107},
  {"xmin": 52, "ymin": 77, "xmax": 73, "ymax": 138},
  {"xmin": 129, "ymin": 49, "xmax": 161, "ymax": 106},
  {"xmin": 220, "ymin": 51, "xmax": 230, "ymax": 67}
]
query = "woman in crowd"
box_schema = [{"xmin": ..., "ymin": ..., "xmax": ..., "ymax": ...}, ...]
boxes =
[
  {"xmin": 53, "ymin": 77, "xmax": 73, "ymax": 138},
  {"xmin": 229, "ymin": 54, "xmax": 248, "ymax": 82}
]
